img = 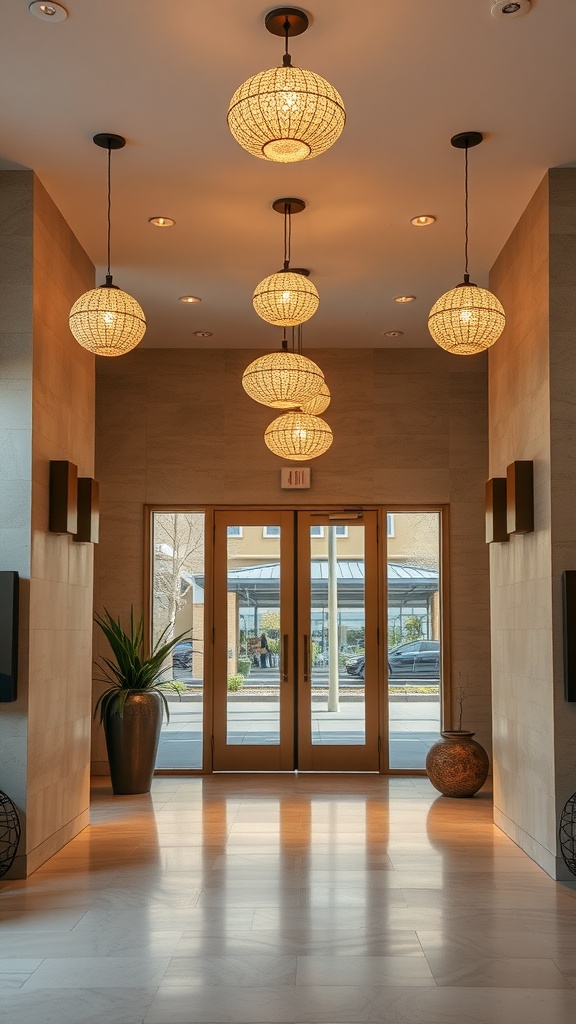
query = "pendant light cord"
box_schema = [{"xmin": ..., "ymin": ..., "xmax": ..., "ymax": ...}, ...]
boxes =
[
  {"xmin": 282, "ymin": 17, "xmax": 292, "ymax": 67},
  {"xmin": 463, "ymin": 143, "xmax": 469, "ymax": 283},
  {"xmin": 105, "ymin": 143, "xmax": 112, "ymax": 286},
  {"xmin": 283, "ymin": 201, "xmax": 291, "ymax": 271}
]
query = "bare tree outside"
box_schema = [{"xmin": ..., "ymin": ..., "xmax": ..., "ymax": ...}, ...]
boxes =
[{"xmin": 153, "ymin": 513, "xmax": 205, "ymax": 646}]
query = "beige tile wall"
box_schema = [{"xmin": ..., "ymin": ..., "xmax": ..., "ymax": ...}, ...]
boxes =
[
  {"xmin": 94, "ymin": 346, "xmax": 491, "ymax": 772},
  {"xmin": 27, "ymin": 179, "xmax": 95, "ymax": 874},
  {"xmin": 548, "ymin": 170, "xmax": 576, "ymax": 846},
  {"xmin": 0, "ymin": 171, "xmax": 33, "ymax": 829},
  {"xmin": 0, "ymin": 171, "xmax": 95, "ymax": 877},
  {"xmin": 489, "ymin": 170, "xmax": 576, "ymax": 879}
]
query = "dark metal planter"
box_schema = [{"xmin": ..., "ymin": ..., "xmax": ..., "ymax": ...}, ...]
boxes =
[{"xmin": 104, "ymin": 692, "xmax": 163, "ymax": 795}]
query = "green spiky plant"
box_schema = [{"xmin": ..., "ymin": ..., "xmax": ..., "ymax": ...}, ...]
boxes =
[{"xmin": 93, "ymin": 608, "xmax": 191, "ymax": 724}]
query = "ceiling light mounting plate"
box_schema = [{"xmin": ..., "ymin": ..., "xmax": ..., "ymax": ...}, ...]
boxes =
[
  {"xmin": 93, "ymin": 133, "xmax": 126, "ymax": 151},
  {"xmin": 265, "ymin": 8, "xmax": 309, "ymax": 37},
  {"xmin": 272, "ymin": 197, "xmax": 306, "ymax": 215},
  {"xmin": 451, "ymin": 132, "xmax": 483, "ymax": 150}
]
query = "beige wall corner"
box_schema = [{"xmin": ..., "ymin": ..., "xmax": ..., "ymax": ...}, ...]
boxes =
[
  {"xmin": 489, "ymin": 168, "xmax": 576, "ymax": 878},
  {"xmin": 0, "ymin": 170, "xmax": 95, "ymax": 877}
]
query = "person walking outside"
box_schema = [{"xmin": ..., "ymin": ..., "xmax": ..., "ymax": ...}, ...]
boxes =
[{"xmin": 259, "ymin": 632, "xmax": 269, "ymax": 669}]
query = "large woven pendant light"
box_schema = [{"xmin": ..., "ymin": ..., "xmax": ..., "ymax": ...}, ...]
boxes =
[
  {"xmin": 428, "ymin": 132, "xmax": 505, "ymax": 355},
  {"xmin": 69, "ymin": 134, "xmax": 146, "ymax": 357},
  {"xmin": 227, "ymin": 8, "xmax": 345, "ymax": 164},
  {"xmin": 242, "ymin": 350, "xmax": 324, "ymax": 409},
  {"xmin": 300, "ymin": 381, "xmax": 331, "ymax": 415},
  {"xmin": 265, "ymin": 410, "xmax": 333, "ymax": 461},
  {"xmin": 253, "ymin": 198, "xmax": 319, "ymax": 327}
]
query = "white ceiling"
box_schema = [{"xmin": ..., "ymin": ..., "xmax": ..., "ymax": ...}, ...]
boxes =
[{"xmin": 1, "ymin": 0, "xmax": 575, "ymax": 350}]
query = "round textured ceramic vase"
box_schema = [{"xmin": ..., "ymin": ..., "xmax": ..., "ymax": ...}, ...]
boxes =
[
  {"xmin": 104, "ymin": 692, "xmax": 163, "ymax": 795},
  {"xmin": 426, "ymin": 730, "xmax": 489, "ymax": 798}
]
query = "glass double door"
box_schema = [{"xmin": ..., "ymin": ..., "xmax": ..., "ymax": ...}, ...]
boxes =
[{"xmin": 213, "ymin": 510, "xmax": 379, "ymax": 771}]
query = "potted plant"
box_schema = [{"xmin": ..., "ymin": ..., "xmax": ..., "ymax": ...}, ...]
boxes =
[
  {"xmin": 94, "ymin": 608, "xmax": 189, "ymax": 795},
  {"xmin": 425, "ymin": 681, "xmax": 490, "ymax": 798}
]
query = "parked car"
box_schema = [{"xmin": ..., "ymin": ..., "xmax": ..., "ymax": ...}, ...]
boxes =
[
  {"xmin": 388, "ymin": 640, "xmax": 440, "ymax": 678},
  {"xmin": 345, "ymin": 654, "xmax": 365, "ymax": 678},
  {"xmin": 345, "ymin": 640, "xmax": 440, "ymax": 680},
  {"xmin": 172, "ymin": 639, "xmax": 193, "ymax": 671}
]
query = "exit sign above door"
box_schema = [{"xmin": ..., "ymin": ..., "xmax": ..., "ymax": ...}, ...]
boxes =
[{"xmin": 281, "ymin": 468, "xmax": 311, "ymax": 489}]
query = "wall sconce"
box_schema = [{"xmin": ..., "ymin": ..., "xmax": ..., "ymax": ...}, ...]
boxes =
[
  {"xmin": 49, "ymin": 461, "xmax": 78, "ymax": 534},
  {"xmin": 74, "ymin": 478, "xmax": 100, "ymax": 544},
  {"xmin": 485, "ymin": 477, "xmax": 509, "ymax": 543},
  {"xmin": 506, "ymin": 460, "xmax": 534, "ymax": 534}
]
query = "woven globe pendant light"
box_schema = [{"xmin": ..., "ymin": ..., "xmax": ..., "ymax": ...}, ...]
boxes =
[
  {"xmin": 253, "ymin": 197, "xmax": 319, "ymax": 328},
  {"xmin": 265, "ymin": 411, "xmax": 333, "ymax": 461},
  {"xmin": 227, "ymin": 8, "xmax": 345, "ymax": 164},
  {"xmin": 428, "ymin": 132, "xmax": 505, "ymax": 355},
  {"xmin": 69, "ymin": 134, "xmax": 146, "ymax": 357},
  {"xmin": 253, "ymin": 270, "xmax": 319, "ymax": 327},
  {"xmin": 69, "ymin": 279, "xmax": 146, "ymax": 356},
  {"xmin": 428, "ymin": 276, "xmax": 505, "ymax": 355},
  {"xmin": 300, "ymin": 381, "xmax": 331, "ymax": 415},
  {"xmin": 242, "ymin": 351, "xmax": 324, "ymax": 409}
]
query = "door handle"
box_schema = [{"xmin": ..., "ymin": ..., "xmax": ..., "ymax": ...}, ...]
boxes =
[
  {"xmin": 282, "ymin": 634, "xmax": 289, "ymax": 683},
  {"xmin": 303, "ymin": 634, "xmax": 311, "ymax": 683}
]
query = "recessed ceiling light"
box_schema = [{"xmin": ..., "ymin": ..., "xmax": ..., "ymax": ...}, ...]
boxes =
[
  {"xmin": 193, "ymin": 331, "xmax": 213, "ymax": 338},
  {"xmin": 179, "ymin": 295, "xmax": 201, "ymax": 304},
  {"xmin": 383, "ymin": 330, "xmax": 404, "ymax": 338},
  {"xmin": 394, "ymin": 295, "xmax": 416, "ymax": 303},
  {"xmin": 148, "ymin": 216, "xmax": 175, "ymax": 228},
  {"xmin": 29, "ymin": 2, "xmax": 68, "ymax": 22},
  {"xmin": 410, "ymin": 215, "xmax": 436, "ymax": 227},
  {"xmin": 491, "ymin": 0, "xmax": 531, "ymax": 17}
]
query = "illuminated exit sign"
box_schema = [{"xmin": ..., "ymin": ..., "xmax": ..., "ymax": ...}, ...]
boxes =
[{"xmin": 281, "ymin": 467, "xmax": 311, "ymax": 489}]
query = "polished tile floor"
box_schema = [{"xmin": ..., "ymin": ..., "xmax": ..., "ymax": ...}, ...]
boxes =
[{"xmin": 2, "ymin": 774, "xmax": 576, "ymax": 1023}]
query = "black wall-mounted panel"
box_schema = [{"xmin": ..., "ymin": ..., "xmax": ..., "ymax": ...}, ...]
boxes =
[
  {"xmin": 563, "ymin": 570, "xmax": 576, "ymax": 702},
  {"xmin": 0, "ymin": 571, "xmax": 19, "ymax": 702}
]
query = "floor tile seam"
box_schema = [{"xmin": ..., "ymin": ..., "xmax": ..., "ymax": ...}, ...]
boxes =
[{"xmin": 415, "ymin": 933, "xmax": 572, "ymax": 960}]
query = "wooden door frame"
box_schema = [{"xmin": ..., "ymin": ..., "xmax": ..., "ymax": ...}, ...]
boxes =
[{"xmin": 144, "ymin": 503, "xmax": 448, "ymax": 776}]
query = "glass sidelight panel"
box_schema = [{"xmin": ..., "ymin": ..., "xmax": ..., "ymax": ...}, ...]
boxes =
[
  {"xmin": 309, "ymin": 523, "xmax": 366, "ymax": 746},
  {"xmin": 225, "ymin": 524, "xmax": 281, "ymax": 746},
  {"xmin": 387, "ymin": 511, "xmax": 442, "ymax": 769},
  {"xmin": 151, "ymin": 511, "xmax": 205, "ymax": 769}
]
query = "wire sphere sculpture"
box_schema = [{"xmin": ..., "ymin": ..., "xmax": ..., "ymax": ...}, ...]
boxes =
[
  {"xmin": 428, "ymin": 282, "xmax": 505, "ymax": 355},
  {"xmin": 0, "ymin": 790, "xmax": 21, "ymax": 878},
  {"xmin": 559, "ymin": 792, "xmax": 576, "ymax": 877},
  {"xmin": 228, "ymin": 66, "xmax": 345, "ymax": 163},
  {"xmin": 69, "ymin": 285, "xmax": 146, "ymax": 356}
]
